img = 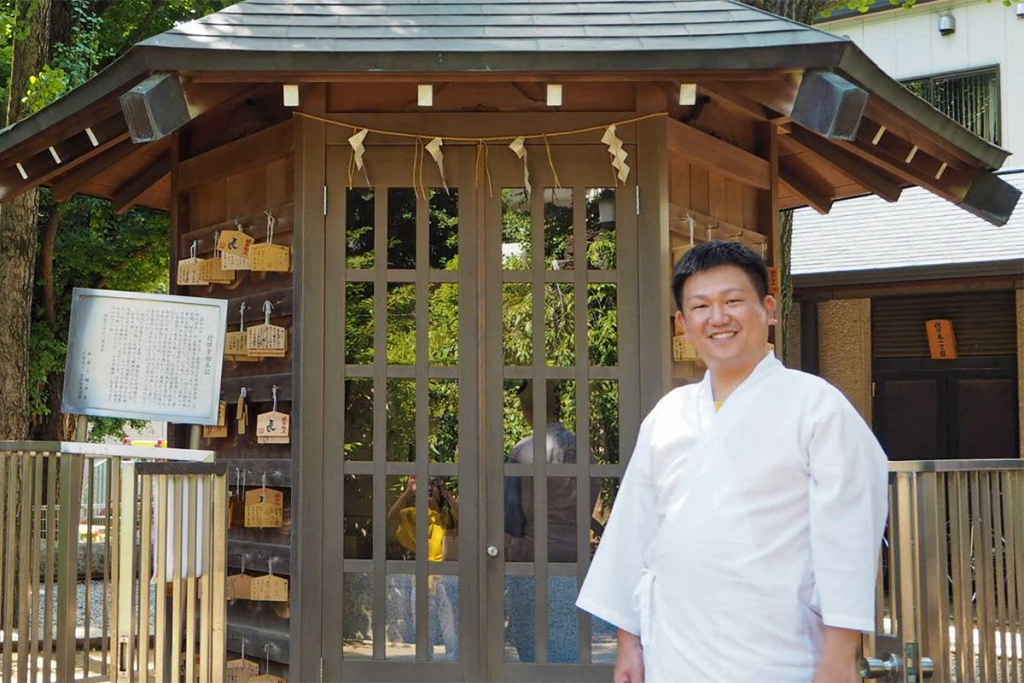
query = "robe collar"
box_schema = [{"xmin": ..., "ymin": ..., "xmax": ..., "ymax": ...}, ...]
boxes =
[{"xmin": 696, "ymin": 351, "xmax": 782, "ymax": 427}]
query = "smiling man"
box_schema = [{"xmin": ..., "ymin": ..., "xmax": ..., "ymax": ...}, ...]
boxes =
[{"xmin": 576, "ymin": 241, "xmax": 889, "ymax": 683}]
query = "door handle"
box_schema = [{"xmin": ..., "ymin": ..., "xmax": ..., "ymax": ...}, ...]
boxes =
[
  {"xmin": 861, "ymin": 653, "xmax": 934, "ymax": 681},
  {"xmin": 860, "ymin": 653, "xmax": 901, "ymax": 681},
  {"xmin": 486, "ymin": 545, "xmax": 499, "ymax": 558}
]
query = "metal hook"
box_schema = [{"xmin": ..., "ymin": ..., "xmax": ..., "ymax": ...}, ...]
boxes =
[
  {"xmin": 264, "ymin": 643, "xmax": 272, "ymax": 674},
  {"xmin": 239, "ymin": 301, "xmax": 248, "ymax": 333},
  {"xmin": 268, "ymin": 556, "xmax": 277, "ymax": 577},
  {"xmin": 190, "ymin": 240, "xmax": 198, "ymax": 260},
  {"xmin": 265, "ymin": 211, "xmax": 276, "ymax": 245},
  {"xmin": 271, "ymin": 385, "xmax": 278, "ymax": 413},
  {"xmin": 263, "ymin": 300, "xmax": 274, "ymax": 326}
]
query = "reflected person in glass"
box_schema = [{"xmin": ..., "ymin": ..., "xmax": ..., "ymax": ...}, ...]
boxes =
[
  {"xmin": 504, "ymin": 380, "xmax": 589, "ymax": 663},
  {"xmin": 388, "ymin": 476, "xmax": 460, "ymax": 660}
]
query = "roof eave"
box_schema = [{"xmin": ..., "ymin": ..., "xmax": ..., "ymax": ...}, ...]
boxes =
[
  {"xmin": 794, "ymin": 258, "xmax": 1024, "ymax": 290},
  {"xmin": 836, "ymin": 42, "xmax": 1010, "ymax": 170}
]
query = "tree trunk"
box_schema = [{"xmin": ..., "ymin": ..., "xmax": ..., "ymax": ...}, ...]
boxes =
[{"xmin": 0, "ymin": 0, "xmax": 55, "ymax": 439}]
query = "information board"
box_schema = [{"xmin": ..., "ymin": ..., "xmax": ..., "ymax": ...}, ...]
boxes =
[{"xmin": 62, "ymin": 288, "xmax": 227, "ymax": 425}]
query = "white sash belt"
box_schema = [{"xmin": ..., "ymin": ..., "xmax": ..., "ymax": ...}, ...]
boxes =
[{"xmin": 633, "ymin": 567, "xmax": 656, "ymax": 647}]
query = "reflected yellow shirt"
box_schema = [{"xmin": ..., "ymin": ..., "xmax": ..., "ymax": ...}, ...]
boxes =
[
  {"xmin": 395, "ymin": 507, "xmax": 446, "ymax": 561},
  {"xmin": 715, "ymin": 400, "xmax": 725, "ymax": 412}
]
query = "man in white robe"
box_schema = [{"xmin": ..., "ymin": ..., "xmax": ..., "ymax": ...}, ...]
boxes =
[{"xmin": 576, "ymin": 241, "xmax": 888, "ymax": 683}]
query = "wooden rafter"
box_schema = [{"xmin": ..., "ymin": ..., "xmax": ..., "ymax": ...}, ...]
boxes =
[
  {"xmin": 111, "ymin": 152, "xmax": 171, "ymax": 214},
  {"xmin": 788, "ymin": 127, "xmax": 902, "ymax": 203},
  {"xmin": 50, "ymin": 138, "xmax": 153, "ymax": 202},
  {"xmin": 665, "ymin": 117, "xmax": 770, "ymax": 190},
  {"xmin": 0, "ymin": 113, "xmax": 129, "ymax": 202},
  {"xmin": 697, "ymin": 81, "xmax": 771, "ymax": 122},
  {"xmin": 779, "ymin": 164, "xmax": 833, "ymax": 215}
]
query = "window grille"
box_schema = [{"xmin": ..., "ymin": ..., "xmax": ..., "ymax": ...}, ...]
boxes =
[{"xmin": 903, "ymin": 68, "xmax": 1000, "ymax": 145}]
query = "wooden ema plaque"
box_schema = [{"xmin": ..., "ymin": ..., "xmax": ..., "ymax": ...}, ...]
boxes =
[
  {"xmin": 199, "ymin": 257, "xmax": 235, "ymax": 284},
  {"xmin": 218, "ymin": 229, "xmax": 255, "ymax": 257},
  {"xmin": 246, "ymin": 324, "xmax": 287, "ymax": 357},
  {"xmin": 227, "ymin": 572, "xmax": 254, "ymax": 600},
  {"xmin": 227, "ymin": 658, "xmax": 260, "ymax": 683},
  {"xmin": 229, "ymin": 490, "xmax": 247, "ymax": 528},
  {"xmin": 225, "ymin": 331, "xmax": 259, "ymax": 363},
  {"xmin": 222, "ymin": 251, "xmax": 252, "ymax": 271},
  {"xmin": 250, "ymin": 574, "xmax": 289, "ymax": 602},
  {"xmin": 673, "ymin": 335, "xmax": 701, "ymax": 361},
  {"xmin": 257, "ymin": 410, "xmax": 290, "ymax": 445},
  {"xmin": 176, "ymin": 257, "xmax": 208, "ymax": 286},
  {"xmin": 203, "ymin": 401, "xmax": 228, "ymax": 439},
  {"xmin": 249, "ymin": 675, "xmax": 287, "ymax": 683},
  {"xmin": 926, "ymin": 319, "xmax": 958, "ymax": 359},
  {"xmin": 768, "ymin": 267, "xmax": 781, "ymax": 295},
  {"xmin": 250, "ymin": 243, "xmax": 292, "ymax": 273},
  {"xmin": 245, "ymin": 487, "xmax": 284, "ymax": 528}
]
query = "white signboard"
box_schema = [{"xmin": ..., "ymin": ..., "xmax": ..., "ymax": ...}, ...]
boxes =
[{"xmin": 62, "ymin": 288, "xmax": 227, "ymax": 425}]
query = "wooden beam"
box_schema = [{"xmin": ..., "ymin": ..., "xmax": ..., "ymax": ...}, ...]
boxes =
[
  {"xmin": 788, "ymin": 127, "xmax": 902, "ymax": 203},
  {"xmin": 183, "ymin": 69, "xmax": 801, "ymax": 84},
  {"xmin": 698, "ymin": 81, "xmax": 770, "ymax": 122},
  {"xmin": 665, "ymin": 117, "xmax": 771, "ymax": 190},
  {"xmin": 50, "ymin": 138, "xmax": 153, "ymax": 202},
  {"xmin": 0, "ymin": 113, "xmax": 129, "ymax": 202},
  {"xmin": 177, "ymin": 119, "xmax": 294, "ymax": 191},
  {"xmin": 111, "ymin": 152, "xmax": 171, "ymax": 213},
  {"xmin": 779, "ymin": 166, "xmax": 833, "ymax": 215}
]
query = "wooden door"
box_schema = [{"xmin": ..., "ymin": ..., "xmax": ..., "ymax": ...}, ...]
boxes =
[
  {"xmin": 482, "ymin": 144, "xmax": 640, "ymax": 682},
  {"xmin": 322, "ymin": 139, "xmax": 642, "ymax": 681}
]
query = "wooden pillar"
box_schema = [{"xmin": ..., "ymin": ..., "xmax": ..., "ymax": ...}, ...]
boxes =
[
  {"xmin": 635, "ymin": 85, "xmax": 671, "ymax": 415},
  {"xmin": 291, "ymin": 83, "xmax": 327, "ymax": 681}
]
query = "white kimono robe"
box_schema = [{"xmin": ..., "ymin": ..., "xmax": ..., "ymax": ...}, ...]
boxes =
[{"xmin": 576, "ymin": 354, "xmax": 888, "ymax": 683}]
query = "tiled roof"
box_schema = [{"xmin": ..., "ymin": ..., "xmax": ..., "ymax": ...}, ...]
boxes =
[
  {"xmin": 792, "ymin": 170, "xmax": 1024, "ymax": 276},
  {"xmin": 140, "ymin": 0, "xmax": 845, "ymax": 53}
]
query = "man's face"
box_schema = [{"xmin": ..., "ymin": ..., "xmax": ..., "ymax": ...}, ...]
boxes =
[{"xmin": 675, "ymin": 265, "xmax": 776, "ymax": 373}]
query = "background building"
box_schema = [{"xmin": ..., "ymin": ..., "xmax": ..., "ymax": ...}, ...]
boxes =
[{"xmin": 791, "ymin": 0, "xmax": 1024, "ymax": 459}]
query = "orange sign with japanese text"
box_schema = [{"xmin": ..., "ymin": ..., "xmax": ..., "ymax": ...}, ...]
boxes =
[{"xmin": 925, "ymin": 319, "xmax": 958, "ymax": 360}]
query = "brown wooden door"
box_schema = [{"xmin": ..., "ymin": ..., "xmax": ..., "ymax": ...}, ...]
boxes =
[
  {"xmin": 323, "ymin": 139, "xmax": 641, "ymax": 681},
  {"xmin": 874, "ymin": 357, "xmax": 1019, "ymax": 460}
]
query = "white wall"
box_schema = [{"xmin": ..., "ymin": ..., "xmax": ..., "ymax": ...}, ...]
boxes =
[{"xmin": 820, "ymin": 0, "xmax": 1024, "ymax": 167}]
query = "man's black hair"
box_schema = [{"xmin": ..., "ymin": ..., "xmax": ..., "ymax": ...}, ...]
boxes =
[{"xmin": 671, "ymin": 240, "xmax": 770, "ymax": 311}]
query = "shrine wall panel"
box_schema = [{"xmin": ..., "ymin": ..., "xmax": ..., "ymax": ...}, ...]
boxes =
[{"xmin": 172, "ymin": 148, "xmax": 296, "ymax": 667}]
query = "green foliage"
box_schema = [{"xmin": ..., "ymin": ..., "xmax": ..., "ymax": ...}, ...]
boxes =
[{"xmin": 20, "ymin": 63, "xmax": 66, "ymax": 113}]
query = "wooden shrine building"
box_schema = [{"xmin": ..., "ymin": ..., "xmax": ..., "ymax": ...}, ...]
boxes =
[{"xmin": 0, "ymin": 0, "xmax": 1018, "ymax": 680}]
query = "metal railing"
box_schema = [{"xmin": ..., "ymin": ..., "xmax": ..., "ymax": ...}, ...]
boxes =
[
  {"xmin": 0, "ymin": 442, "xmax": 224, "ymax": 683},
  {"xmin": 875, "ymin": 460, "xmax": 1024, "ymax": 683}
]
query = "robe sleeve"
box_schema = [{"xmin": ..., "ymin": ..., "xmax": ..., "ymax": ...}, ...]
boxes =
[
  {"xmin": 807, "ymin": 389, "xmax": 889, "ymax": 633},
  {"xmin": 575, "ymin": 405, "xmax": 660, "ymax": 636}
]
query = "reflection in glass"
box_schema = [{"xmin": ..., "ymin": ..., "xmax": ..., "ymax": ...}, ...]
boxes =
[
  {"xmin": 590, "ymin": 381, "xmax": 620, "ymax": 464},
  {"xmin": 588, "ymin": 283, "xmax": 618, "ymax": 367},
  {"xmin": 429, "ymin": 575, "xmax": 460, "ymax": 661},
  {"xmin": 343, "ymin": 475, "xmax": 373, "ymax": 560},
  {"xmin": 504, "ymin": 576, "xmax": 536, "ymax": 662},
  {"xmin": 429, "ymin": 380, "xmax": 459, "ymax": 463},
  {"xmin": 385, "ymin": 574, "xmax": 416, "ymax": 660},
  {"xmin": 586, "ymin": 188, "xmax": 617, "ymax": 270},
  {"xmin": 386, "ymin": 379, "xmax": 415, "ymax": 462},
  {"xmin": 346, "ymin": 189, "xmax": 374, "ymax": 269},
  {"xmin": 545, "ymin": 284, "xmax": 575, "ymax": 367},
  {"xmin": 387, "ymin": 188, "xmax": 416, "ymax": 269},
  {"xmin": 386, "ymin": 475, "xmax": 460, "ymax": 562},
  {"xmin": 342, "ymin": 573, "xmax": 373, "ymax": 659},
  {"xmin": 428, "ymin": 283, "xmax": 458, "ymax": 366},
  {"xmin": 592, "ymin": 615, "xmax": 618, "ymax": 664},
  {"xmin": 387, "ymin": 475, "xmax": 416, "ymax": 560},
  {"xmin": 345, "ymin": 283, "xmax": 374, "ymax": 365},
  {"xmin": 503, "ymin": 283, "xmax": 532, "ymax": 366},
  {"xmin": 501, "ymin": 188, "xmax": 531, "ymax": 269},
  {"xmin": 344, "ymin": 379, "xmax": 373, "ymax": 461},
  {"xmin": 544, "ymin": 188, "xmax": 574, "ymax": 270},
  {"xmin": 429, "ymin": 188, "xmax": 459, "ymax": 270},
  {"xmin": 386, "ymin": 283, "xmax": 415, "ymax": 365},
  {"xmin": 548, "ymin": 576, "xmax": 580, "ymax": 663},
  {"xmin": 590, "ymin": 477, "xmax": 620, "ymax": 557},
  {"xmin": 504, "ymin": 475, "xmax": 532, "ymax": 563},
  {"xmin": 503, "ymin": 379, "xmax": 531, "ymax": 462}
]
